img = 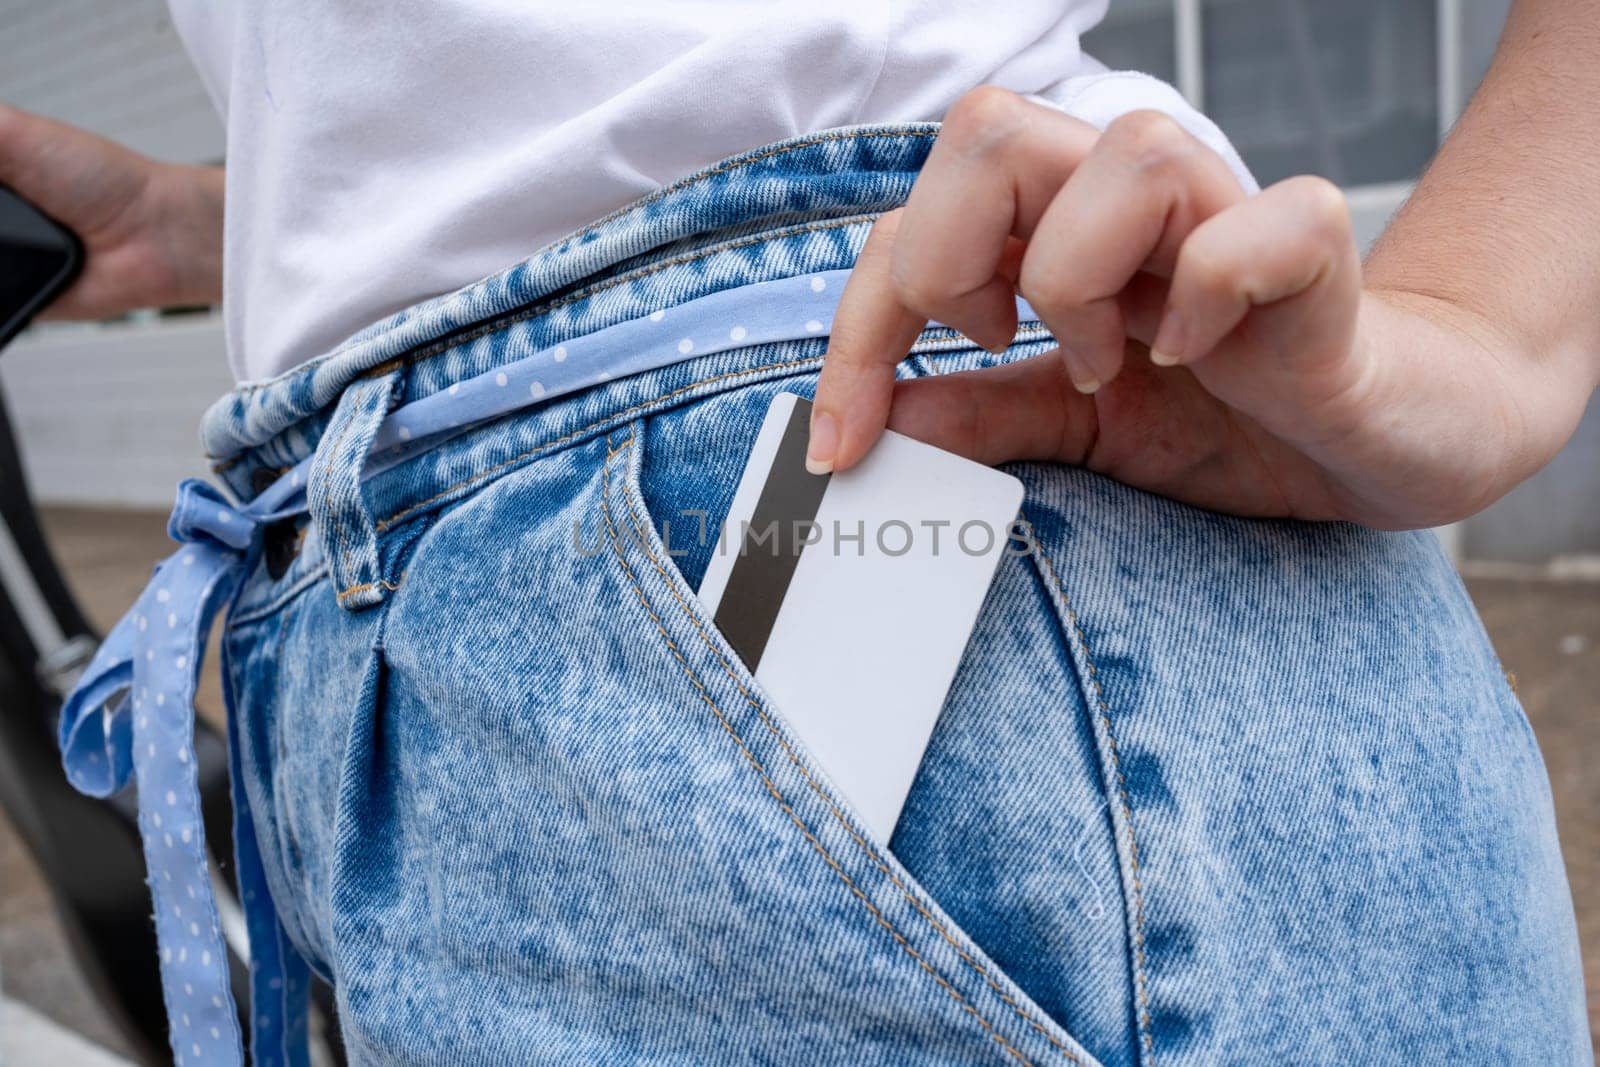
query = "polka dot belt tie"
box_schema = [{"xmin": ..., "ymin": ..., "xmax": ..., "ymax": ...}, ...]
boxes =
[{"xmin": 59, "ymin": 478, "xmax": 309, "ymax": 1067}]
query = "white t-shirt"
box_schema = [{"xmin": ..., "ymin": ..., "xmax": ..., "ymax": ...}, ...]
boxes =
[{"xmin": 167, "ymin": 2, "xmax": 1251, "ymax": 383}]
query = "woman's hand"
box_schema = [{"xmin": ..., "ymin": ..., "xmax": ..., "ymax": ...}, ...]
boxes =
[
  {"xmin": 0, "ymin": 104, "xmax": 223, "ymax": 319},
  {"xmin": 808, "ymin": 87, "xmax": 1589, "ymax": 530}
]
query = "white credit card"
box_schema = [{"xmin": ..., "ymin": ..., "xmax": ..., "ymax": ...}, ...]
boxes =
[{"xmin": 699, "ymin": 392, "xmax": 1025, "ymax": 843}]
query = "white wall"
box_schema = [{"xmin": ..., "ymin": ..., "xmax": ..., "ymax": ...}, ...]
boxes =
[
  {"xmin": 2, "ymin": 317, "xmax": 232, "ymax": 507},
  {"xmin": 0, "ymin": 0, "xmax": 223, "ymax": 165}
]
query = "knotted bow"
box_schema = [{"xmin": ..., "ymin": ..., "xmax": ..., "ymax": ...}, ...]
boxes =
[{"xmin": 60, "ymin": 479, "xmax": 309, "ymax": 1067}]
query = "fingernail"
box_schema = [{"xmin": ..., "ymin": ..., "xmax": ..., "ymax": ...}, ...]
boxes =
[
  {"xmin": 1150, "ymin": 307, "xmax": 1184, "ymax": 366},
  {"xmin": 984, "ymin": 324, "xmax": 1015, "ymax": 355},
  {"xmin": 806, "ymin": 410, "xmax": 838, "ymax": 475},
  {"xmin": 1061, "ymin": 350, "xmax": 1101, "ymax": 394},
  {"xmin": 959, "ymin": 328, "xmax": 1012, "ymax": 355}
]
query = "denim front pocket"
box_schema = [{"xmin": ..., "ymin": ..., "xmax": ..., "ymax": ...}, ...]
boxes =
[
  {"xmin": 610, "ymin": 379, "xmax": 1130, "ymax": 1067},
  {"xmin": 227, "ymin": 369, "xmax": 1122, "ymax": 1066}
]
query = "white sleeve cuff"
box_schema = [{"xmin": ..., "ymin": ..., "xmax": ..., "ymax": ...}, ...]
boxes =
[{"xmin": 1027, "ymin": 70, "xmax": 1259, "ymax": 195}]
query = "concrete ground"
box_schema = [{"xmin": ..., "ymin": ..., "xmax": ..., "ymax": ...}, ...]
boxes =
[{"xmin": 3, "ymin": 508, "xmax": 1595, "ymax": 1061}]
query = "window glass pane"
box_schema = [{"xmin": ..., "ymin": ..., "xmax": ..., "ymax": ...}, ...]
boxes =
[
  {"xmin": 1202, "ymin": 0, "xmax": 1437, "ymax": 187},
  {"xmin": 1082, "ymin": 0, "xmax": 1179, "ymax": 89}
]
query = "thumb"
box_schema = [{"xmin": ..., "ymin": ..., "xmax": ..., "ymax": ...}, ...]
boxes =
[
  {"xmin": 809, "ymin": 211, "xmax": 928, "ymax": 473},
  {"xmin": 878, "ymin": 346, "xmax": 1104, "ymax": 467}
]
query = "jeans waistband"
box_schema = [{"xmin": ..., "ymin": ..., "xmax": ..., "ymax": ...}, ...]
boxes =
[{"xmin": 203, "ymin": 123, "xmax": 950, "ymax": 497}]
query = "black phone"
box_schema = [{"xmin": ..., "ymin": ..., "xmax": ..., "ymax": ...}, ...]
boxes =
[{"xmin": 0, "ymin": 185, "xmax": 84, "ymax": 350}]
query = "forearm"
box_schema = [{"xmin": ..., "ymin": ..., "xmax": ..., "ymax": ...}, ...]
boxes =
[{"xmin": 1365, "ymin": 0, "xmax": 1600, "ymax": 465}]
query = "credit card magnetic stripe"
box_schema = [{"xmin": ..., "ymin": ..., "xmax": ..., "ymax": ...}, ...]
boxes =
[{"xmin": 713, "ymin": 396, "xmax": 830, "ymax": 671}]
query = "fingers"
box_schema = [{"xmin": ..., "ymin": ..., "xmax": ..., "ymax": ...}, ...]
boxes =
[
  {"xmin": 811, "ymin": 92, "xmax": 1264, "ymax": 474},
  {"xmin": 1151, "ymin": 175, "xmax": 1358, "ymax": 370},
  {"xmin": 1018, "ymin": 109, "xmax": 1248, "ymax": 393},
  {"xmin": 809, "ymin": 90, "xmax": 1101, "ymax": 474},
  {"xmin": 886, "ymin": 176, "xmax": 1360, "ymax": 472},
  {"xmin": 807, "ymin": 211, "xmax": 927, "ymax": 473},
  {"xmin": 888, "ymin": 88, "xmax": 1101, "ymax": 350}
]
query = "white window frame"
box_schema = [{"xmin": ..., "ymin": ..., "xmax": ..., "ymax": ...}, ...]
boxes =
[{"xmin": 1169, "ymin": 0, "xmax": 1469, "ymax": 250}]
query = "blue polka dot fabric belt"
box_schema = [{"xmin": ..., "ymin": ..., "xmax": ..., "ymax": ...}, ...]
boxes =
[{"xmin": 57, "ymin": 267, "xmax": 1042, "ymax": 1065}]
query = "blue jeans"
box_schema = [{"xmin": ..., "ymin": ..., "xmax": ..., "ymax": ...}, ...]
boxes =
[{"xmin": 208, "ymin": 127, "xmax": 1588, "ymax": 1065}]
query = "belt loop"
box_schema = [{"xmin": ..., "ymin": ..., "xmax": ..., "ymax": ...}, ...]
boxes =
[{"xmin": 308, "ymin": 362, "xmax": 405, "ymax": 612}]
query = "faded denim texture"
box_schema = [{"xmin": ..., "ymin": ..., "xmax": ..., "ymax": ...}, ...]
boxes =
[{"xmin": 211, "ymin": 127, "xmax": 1589, "ymax": 1066}]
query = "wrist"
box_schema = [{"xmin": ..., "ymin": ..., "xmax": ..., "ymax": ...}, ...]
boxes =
[
  {"xmin": 1356, "ymin": 288, "xmax": 1576, "ymax": 522},
  {"xmin": 145, "ymin": 162, "xmax": 225, "ymax": 308}
]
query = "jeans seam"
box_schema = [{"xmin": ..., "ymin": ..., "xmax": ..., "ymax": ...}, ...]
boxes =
[
  {"xmin": 1030, "ymin": 541, "xmax": 1157, "ymax": 1066},
  {"xmin": 334, "ymin": 577, "xmax": 404, "ymax": 602},
  {"xmin": 599, "ymin": 432, "xmax": 1039, "ymax": 1067},
  {"xmin": 613, "ymin": 428, "xmax": 1082, "ymax": 1063}
]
